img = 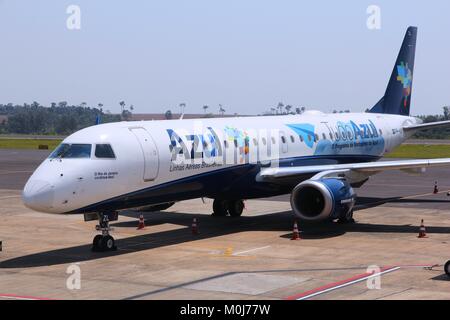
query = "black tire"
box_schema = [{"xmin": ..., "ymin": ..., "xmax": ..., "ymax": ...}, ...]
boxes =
[
  {"xmin": 228, "ymin": 200, "xmax": 244, "ymax": 217},
  {"xmin": 212, "ymin": 200, "xmax": 228, "ymax": 217},
  {"xmin": 445, "ymin": 260, "xmax": 450, "ymax": 278},
  {"xmin": 92, "ymin": 235, "xmax": 103, "ymax": 252},
  {"xmin": 97, "ymin": 235, "xmax": 116, "ymax": 251},
  {"xmin": 338, "ymin": 210, "xmax": 355, "ymax": 224}
]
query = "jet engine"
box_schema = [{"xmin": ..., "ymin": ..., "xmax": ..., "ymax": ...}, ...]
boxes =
[{"xmin": 290, "ymin": 178, "xmax": 356, "ymax": 222}]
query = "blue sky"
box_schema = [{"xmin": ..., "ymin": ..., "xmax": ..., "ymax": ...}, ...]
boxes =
[{"xmin": 0, "ymin": 1, "xmax": 449, "ymax": 115}]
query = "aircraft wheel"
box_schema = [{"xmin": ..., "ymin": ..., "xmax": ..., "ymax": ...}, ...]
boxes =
[
  {"xmin": 338, "ymin": 210, "xmax": 355, "ymax": 224},
  {"xmin": 228, "ymin": 200, "xmax": 244, "ymax": 217},
  {"xmin": 445, "ymin": 260, "xmax": 450, "ymax": 278},
  {"xmin": 103, "ymin": 235, "xmax": 116, "ymax": 251},
  {"xmin": 212, "ymin": 200, "xmax": 229, "ymax": 217},
  {"xmin": 92, "ymin": 235, "xmax": 103, "ymax": 252}
]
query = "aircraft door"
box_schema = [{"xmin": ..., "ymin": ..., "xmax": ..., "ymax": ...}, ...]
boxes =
[{"xmin": 130, "ymin": 128, "xmax": 159, "ymax": 181}]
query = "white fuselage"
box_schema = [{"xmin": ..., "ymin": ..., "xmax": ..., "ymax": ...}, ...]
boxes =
[{"xmin": 22, "ymin": 112, "xmax": 420, "ymax": 214}]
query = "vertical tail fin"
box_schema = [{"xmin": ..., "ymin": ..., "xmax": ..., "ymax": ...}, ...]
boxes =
[{"xmin": 369, "ymin": 27, "xmax": 417, "ymax": 116}]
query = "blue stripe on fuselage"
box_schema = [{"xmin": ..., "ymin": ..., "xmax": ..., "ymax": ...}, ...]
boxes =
[{"xmin": 69, "ymin": 154, "xmax": 380, "ymax": 214}]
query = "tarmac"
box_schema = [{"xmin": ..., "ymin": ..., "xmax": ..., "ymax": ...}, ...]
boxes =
[{"xmin": 0, "ymin": 149, "xmax": 449, "ymax": 300}]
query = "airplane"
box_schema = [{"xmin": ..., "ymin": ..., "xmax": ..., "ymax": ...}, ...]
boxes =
[{"xmin": 23, "ymin": 26, "xmax": 450, "ymax": 252}]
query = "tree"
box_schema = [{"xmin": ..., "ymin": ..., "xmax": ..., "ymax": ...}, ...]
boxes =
[
  {"xmin": 444, "ymin": 106, "xmax": 450, "ymax": 121},
  {"xmin": 277, "ymin": 102, "xmax": 284, "ymax": 115},
  {"xmin": 203, "ymin": 105, "xmax": 209, "ymax": 114},
  {"xmin": 165, "ymin": 110, "xmax": 173, "ymax": 120},
  {"xmin": 129, "ymin": 104, "xmax": 134, "ymax": 112},
  {"xmin": 285, "ymin": 105, "xmax": 292, "ymax": 114},
  {"xmin": 219, "ymin": 104, "xmax": 225, "ymax": 116},
  {"xmin": 119, "ymin": 101, "xmax": 126, "ymax": 112},
  {"xmin": 295, "ymin": 107, "xmax": 301, "ymax": 114},
  {"xmin": 121, "ymin": 110, "xmax": 132, "ymax": 121},
  {"xmin": 179, "ymin": 103, "xmax": 186, "ymax": 115}
]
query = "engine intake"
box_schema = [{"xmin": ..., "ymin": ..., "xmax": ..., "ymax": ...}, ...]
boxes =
[{"xmin": 290, "ymin": 178, "xmax": 356, "ymax": 222}]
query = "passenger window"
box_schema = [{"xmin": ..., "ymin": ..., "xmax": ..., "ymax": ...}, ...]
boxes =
[
  {"xmin": 379, "ymin": 129, "xmax": 383, "ymax": 136},
  {"xmin": 95, "ymin": 144, "xmax": 116, "ymax": 159},
  {"xmin": 224, "ymin": 140, "xmax": 228, "ymax": 148},
  {"xmin": 262, "ymin": 138, "xmax": 267, "ymax": 145},
  {"xmin": 322, "ymin": 133, "xmax": 326, "ymax": 140},
  {"xmin": 234, "ymin": 140, "xmax": 238, "ymax": 148},
  {"xmin": 299, "ymin": 135, "xmax": 304, "ymax": 142},
  {"xmin": 314, "ymin": 134, "xmax": 319, "ymax": 142},
  {"xmin": 281, "ymin": 136, "xmax": 286, "ymax": 144},
  {"xmin": 290, "ymin": 135, "xmax": 295, "ymax": 143},
  {"xmin": 329, "ymin": 133, "xmax": 333, "ymax": 140},
  {"xmin": 307, "ymin": 135, "xmax": 312, "ymax": 142},
  {"xmin": 50, "ymin": 143, "xmax": 92, "ymax": 159},
  {"xmin": 253, "ymin": 138, "xmax": 258, "ymax": 146},
  {"xmin": 271, "ymin": 137, "xmax": 276, "ymax": 144}
]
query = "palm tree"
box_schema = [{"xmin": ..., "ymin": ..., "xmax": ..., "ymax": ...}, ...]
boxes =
[
  {"xmin": 98, "ymin": 103, "xmax": 104, "ymax": 112},
  {"xmin": 285, "ymin": 105, "xmax": 292, "ymax": 114},
  {"xmin": 277, "ymin": 102, "xmax": 284, "ymax": 115},
  {"xmin": 81, "ymin": 102, "xmax": 87, "ymax": 108},
  {"xmin": 219, "ymin": 104, "xmax": 225, "ymax": 116},
  {"xmin": 130, "ymin": 105, "xmax": 134, "ymax": 112},
  {"xmin": 179, "ymin": 103, "xmax": 186, "ymax": 115},
  {"xmin": 119, "ymin": 101, "xmax": 126, "ymax": 112},
  {"xmin": 203, "ymin": 105, "xmax": 209, "ymax": 114}
]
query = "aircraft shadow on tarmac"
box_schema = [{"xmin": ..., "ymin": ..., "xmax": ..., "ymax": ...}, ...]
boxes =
[{"xmin": 1, "ymin": 197, "xmax": 450, "ymax": 269}]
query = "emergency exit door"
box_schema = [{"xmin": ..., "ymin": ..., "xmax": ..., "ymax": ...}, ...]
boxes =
[{"xmin": 130, "ymin": 128, "xmax": 159, "ymax": 181}]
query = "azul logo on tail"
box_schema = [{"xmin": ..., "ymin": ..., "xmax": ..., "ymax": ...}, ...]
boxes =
[{"xmin": 396, "ymin": 62, "xmax": 412, "ymax": 108}]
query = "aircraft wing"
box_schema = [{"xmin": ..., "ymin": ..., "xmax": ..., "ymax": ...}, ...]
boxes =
[
  {"xmin": 257, "ymin": 158, "xmax": 450, "ymax": 183},
  {"xmin": 403, "ymin": 120, "xmax": 450, "ymax": 132}
]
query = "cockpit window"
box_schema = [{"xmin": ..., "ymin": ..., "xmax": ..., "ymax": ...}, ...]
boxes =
[
  {"xmin": 95, "ymin": 144, "xmax": 116, "ymax": 159},
  {"xmin": 49, "ymin": 144, "xmax": 92, "ymax": 159}
]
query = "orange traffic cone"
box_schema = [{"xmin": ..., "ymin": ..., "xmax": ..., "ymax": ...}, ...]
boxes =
[
  {"xmin": 418, "ymin": 219, "xmax": 427, "ymax": 238},
  {"xmin": 137, "ymin": 214, "xmax": 145, "ymax": 230},
  {"xmin": 192, "ymin": 218, "xmax": 199, "ymax": 235},
  {"xmin": 434, "ymin": 182, "xmax": 439, "ymax": 194},
  {"xmin": 291, "ymin": 221, "xmax": 300, "ymax": 240}
]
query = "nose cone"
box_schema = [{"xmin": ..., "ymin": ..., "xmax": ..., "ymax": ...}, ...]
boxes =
[{"xmin": 23, "ymin": 179, "xmax": 55, "ymax": 212}]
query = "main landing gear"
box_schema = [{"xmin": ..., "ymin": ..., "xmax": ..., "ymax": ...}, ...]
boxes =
[
  {"xmin": 92, "ymin": 212, "xmax": 118, "ymax": 252},
  {"xmin": 212, "ymin": 199, "xmax": 245, "ymax": 217},
  {"xmin": 338, "ymin": 210, "xmax": 355, "ymax": 224}
]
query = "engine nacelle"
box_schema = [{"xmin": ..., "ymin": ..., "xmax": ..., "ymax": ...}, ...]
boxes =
[{"xmin": 290, "ymin": 178, "xmax": 356, "ymax": 222}]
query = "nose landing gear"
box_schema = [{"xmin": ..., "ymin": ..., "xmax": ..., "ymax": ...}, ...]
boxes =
[{"xmin": 92, "ymin": 212, "xmax": 118, "ymax": 252}]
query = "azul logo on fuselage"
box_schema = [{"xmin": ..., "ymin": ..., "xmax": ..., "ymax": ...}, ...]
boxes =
[
  {"xmin": 288, "ymin": 120, "xmax": 381, "ymax": 150},
  {"xmin": 167, "ymin": 127, "xmax": 222, "ymax": 163}
]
